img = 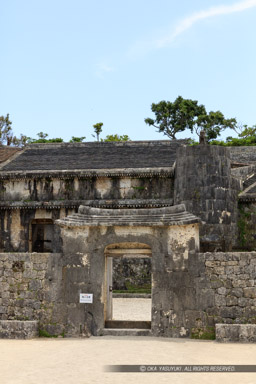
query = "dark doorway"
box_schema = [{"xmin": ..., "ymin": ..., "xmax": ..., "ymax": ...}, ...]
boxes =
[{"xmin": 31, "ymin": 219, "xmax": 54, "ymax": 252}]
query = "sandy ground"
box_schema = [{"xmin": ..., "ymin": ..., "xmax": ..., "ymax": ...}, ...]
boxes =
[
  {"xmin": 1, "ymin": 336, "xmax": 256, "ymax": 384},
  {"xmin": 113, "ymin": 298, "xmax": 151, "ymax": 320}
]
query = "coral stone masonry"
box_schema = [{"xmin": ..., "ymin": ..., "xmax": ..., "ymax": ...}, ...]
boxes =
[{"xmin": 1, "ymin": 140, "xmax": 256, "ymax": 339}]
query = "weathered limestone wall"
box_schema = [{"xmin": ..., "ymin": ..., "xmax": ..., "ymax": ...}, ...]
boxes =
[
  {"xmin": 0, "ymin": 320, "xmax": 39, "ymax": 339},
  {"xmin": 199, "ymin": 252, "xmax": 256, "ymax": 326},
  {"xmin": 236, "ymin": 202, "xmax": 256, "ymax": 251},
  {"xmin": 174, "ymin": 145, "xmax": 241, "ymax": 251},
  {"xmin": 231, "ymin": 164, "xmax": 256, "ymax": 180},
  {"xmin": 0, "ymin": 208, "xmax": 75, "ymax": 252},
  {"xmin": 59, "ymin": 223, "xmax": 200, "ymax": 337},
  {"xmin": 0, "ymin": 173, "xmax": 174, "ymax": 253},
  {"xmin": 0, "ymin": 176, "xmax": 174, "ymax": 202},
  {"xmin": 0, "ymin": 253, "xmax": 65, "ymax": 336},
  {"xmin": 1, "ymin": 250, "xmax": 256, "ymax": 339},
  {"xmin": 112, "ymin": 257, "xmax": 151, "ymax": 291},
  {"xmin": 230, "ymin": 146, "xmax": 256, "ymax": 164},
  {"xmin": 216, "ymin": 324, "xmax": 256, "ymax": 342}
]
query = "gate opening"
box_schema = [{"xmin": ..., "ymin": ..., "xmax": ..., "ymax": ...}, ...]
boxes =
[{"xmin": 104, "ymin": 242, "xmax": 152, "ymax": 329}]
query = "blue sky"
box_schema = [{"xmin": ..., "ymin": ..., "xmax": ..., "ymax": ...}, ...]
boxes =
[{"xmin": 1, "ymin": 0, "xmax": 256, "ymax": 142}]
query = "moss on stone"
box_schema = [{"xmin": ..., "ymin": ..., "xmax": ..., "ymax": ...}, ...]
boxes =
[
  {"xmin": 190, "ymin": 326, "xmax": 215, "ymax": 340},
  {"xmin": 39, "ymin": 329, "xmax": 58, "ymax": 338}
]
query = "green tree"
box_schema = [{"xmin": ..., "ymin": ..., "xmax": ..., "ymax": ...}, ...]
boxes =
[
  {"xmin": 69, "ymin": 136, "xmax": 86, "ymax": 143},
  {"xmin": 196, "ymin": 111, "xmax": 237, "ymax": 141},
  {"xmin": 0, "ymin": 114, "xmax": 13, "ymax": 145},
  {"xmin": 93, "ymin": 122, "xmax": 103, "ymax": 142},
  {"xmin": 238, "ymin": 125, "xmax": 256, "ymax": 139},
  {"xmin": 27, "ymin": 132, "xmax": 63, "ymax": 143},
  {"xmin": 145, "ymin": 96, "xmax": 236, "ymax": 141},
  {"xmin": 102, "ymin": 134, "xmax": 130, "ymax": 142}
]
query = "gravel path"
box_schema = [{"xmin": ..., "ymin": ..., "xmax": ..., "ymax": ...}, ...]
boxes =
[
  {"xmin": 1, "ymin": 337, "xmax": 256, "ymax": 384},
  {"xmin": 113, "ymin": 298, "xmax": 151, "ymax": 321}
]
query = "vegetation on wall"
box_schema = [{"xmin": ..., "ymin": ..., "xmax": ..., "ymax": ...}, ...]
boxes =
[
  {"xmin": 2, "ymin": 96, "xmax": 256, "ymax": 146},
  {"xmin": 0, "ymin": 115, "xmax": 131, "ymax": 146},
  {"xmin": 237, "ymin": 204, "xmax": 256, "ymax": 251}
]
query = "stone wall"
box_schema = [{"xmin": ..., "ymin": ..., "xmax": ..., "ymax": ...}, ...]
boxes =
[
  {"xmin": 59, "ymin": 220, "xmax": 200, "ymax": 337},
  {"xmin": 236, "ymin": 202, "xmax": 256, "ymax": 251},
  {"xmin": 0, "ymin": 175, "xmax": 174, "ymax": 202},
  {"xmin": 0, "ymin": 208, "xmax": 73, "ymax": 252},
  {"xmin": 112, "ymin": 257, "xmax": 151, "ymax": 291},
  {"xmin": 199, "ymin": 252, "xmax": 256, "ymax": 325},
  {"xmin": 230, "ymin": 146, "xmax": 256, "ymax": 164},
  {"xmin": 231, "ymin": 164, "xmax": 256, "ymax": 180},
  {"xmin": 174, "ymin": 145, "xmax": 241, "ymax": 251},
  {"xmin": 0, "ymin": 174, "xmax": 174, "ymax": 252},
  {"xmin": 0, "ymin": 253, "xmax": 65, "ymax": 336},
  {"xmin": 1, "ymin": 250, "xmax": 256, "ymax": 339}
]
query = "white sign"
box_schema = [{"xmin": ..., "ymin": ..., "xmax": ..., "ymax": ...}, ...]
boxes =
[{"xmin": 80, "ymin": 293, "xmax": 93, "ymax": 304}]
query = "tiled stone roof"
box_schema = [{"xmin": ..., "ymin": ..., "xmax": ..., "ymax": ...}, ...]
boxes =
[
  {"xmin": 239, "ymin": 180, "xmax": 256, "ymax": 202},
  {"xmin": 56, "ymin": 204, "xmax": 200, "ymax": 227},
  {"xmin": 0, "ymin": 147, "xmax": 21, "ymax": 164},
  {"xmin": 0, "ymin": 140, "xmax": 187, "ymax": 173},
  {"xmin": 0, "ymin": 198, "xmax": 173, "ymax": 210},
  {"xmin": 230, "ymin": 146, "xmax": 256, "ymax": 165},
  {"xmin": 243, "ymin": 173, "xmax": 256, "ymax": 189}
]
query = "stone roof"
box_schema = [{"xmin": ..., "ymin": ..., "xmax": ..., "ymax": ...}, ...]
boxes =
[
  {"xmin": 239, "ymin": 181, "xmax": 256, "ymax": 201},
  {"xmin": 0, "ymin": 140, "xmax": 187, "ymax": 174},
  {"xmin": 0, "ymin": 147, "xmax": 21, "ymax": 164},
  {"xmin": 238, "ymin": 171, "xmax": 256, "ymax": 201},
  {"xmin": 0, "ymin": 198, "xmax": 173, "ymax": 210},
  {"xmin": 243, "ymin": 172, "xmax": 256, "ymax": 189},
  {"xmin": 56, "ymin": 204, "xmax": 200, "ymax": 227},
  {"xmin": 230, "ymin": 147, "xmax": 256, "ymax": 165}
]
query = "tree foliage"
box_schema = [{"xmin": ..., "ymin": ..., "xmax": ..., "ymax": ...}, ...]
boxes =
[
  {"xmin": 0, "ymin": 114, "xmax": 14, "ymax": 145},
  {"xmin": 26, "ymin": 132, "xmax": 63, "ymax": 143},
  {"xmin": 69, "ymin": 136, "xmax": 86, "ymax": 143},
  {"xmin": 145, "ymin": 96, "xmax": 237, "ymax": 141},
  {"xmin": 0, "ymin": 114, "xmax": 28, "ymax": 146},
  {"xmin": 210, "ymin": 125, "xmax": 256, "ymax": 146},
  {"xmin": 102, "ymin": 134, "xmax": 130, "ymax": 142},
  {"xmin": 0, "ymin": 114, "xmax": 132, "ymax": 146},
  {"xmin": 93, "ymin": 122, "xmax": 103, "ymax": 142}
]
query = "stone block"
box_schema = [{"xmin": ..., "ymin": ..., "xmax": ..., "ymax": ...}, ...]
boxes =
[
  {"xmin": 0, "ymin": 306, "xmax": 7, "ymax": 314},
  {"xmin": 231, "ymin": 288, "xmax": 243, "ymax": 298},
  {"xmin": 238, "ymin": 297, "xmax": 250, "ymax": 307},
  {"xmin": 197, "ymin": 289, "xmax": 215, "ymax": 310},
  {"xmin": 217, "ymin": 287, "xmax": 227, "ymax": 295},
  {"xmin": 232, "ymin": 280, "xmax": 247, "ymax": 288},
  {"xmin": 29, "ymin": 280, "xmax": 42, "ymax": 291},
  {"xmin": 0, "ymin": 320, "xmax": 38, "ymax": 339},
  {"xmin": 226, "ymin": 296, "xmax": 238, "ymax": 306},
  {"xmin": 215, "ymin": 294, "xmax": 226, "ymax": 306},
  {"xmin": 216, "ymin": 324, "xmax": 256, "ymax": 342},
  {"xmin": 244, "ymin": 287, "xmax": 256, "ymax": 298},
  {"xmin": 219, "ymin": 306, "xmax": 243, "ymax": 318}
]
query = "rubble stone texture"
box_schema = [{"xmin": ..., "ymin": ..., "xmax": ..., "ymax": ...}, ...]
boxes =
[
  {"xmin": 216, "ymin": 324, "xmax": 256, "ymax": 342},
  {"xmin": 0, "ymin": 141, "xmax": 256, "ymax": 339},
  {"xmin": 0, "ymin": 320, "xmax": 38, "ymax": 339}
]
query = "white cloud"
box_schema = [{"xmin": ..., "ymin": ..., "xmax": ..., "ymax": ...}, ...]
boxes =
[
  {"xmin": 127, "ymin": 0, "xmax": 256, "ymax": 58},
  {"xmin": 157, "ymin": 0, "xmax": 256, "ymax": 47}
]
